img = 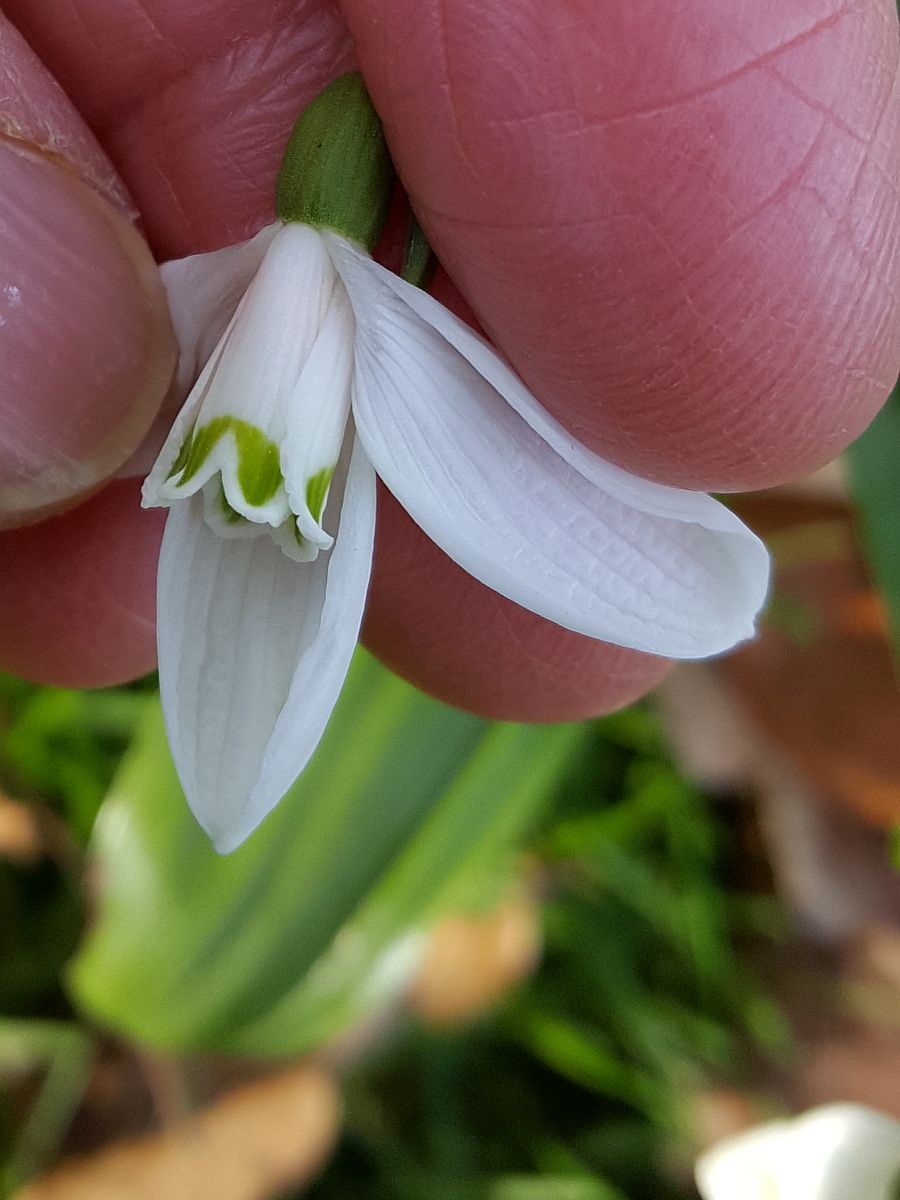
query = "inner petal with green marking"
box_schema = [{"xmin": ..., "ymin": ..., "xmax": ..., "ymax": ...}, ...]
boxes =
[
  {"xmin": 159, "ymin": 409, "xmax": 348, "ymax": 566},
  {"xmin": 162, "ymin": 415, "xmax": 292, "ymax": 534},
  {"xmin": 169, "ymin": 417, "xmax": 284, "ymax": 507},
  {"xmin": 142, "ymin": 221, "xmax": 356, "ymax": 567}
]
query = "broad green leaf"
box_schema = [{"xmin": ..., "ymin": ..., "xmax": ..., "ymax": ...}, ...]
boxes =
[
  {"xmin": 69, "ymin": 652, "xmax": 585, "ymax": 1055},
  {"xmin": 846, "ymin": 383, "xmax": 900, "ymax": 664}
]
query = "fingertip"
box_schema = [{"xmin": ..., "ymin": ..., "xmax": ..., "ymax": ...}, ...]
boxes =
[
  {"xmin": 344, "ymin": 0, "xmax": 900, "ymax": 490},
  {"xmin": 0, "ymin": 480, "xmax": 164, "ymax": 688},
  {"xmin": 0, "ymin": 144, "xmax": 176, "ymax": 527}
]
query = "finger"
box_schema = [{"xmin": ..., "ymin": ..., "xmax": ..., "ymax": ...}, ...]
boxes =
[
  {"xmin": 0, "ymin": 17, "xmax": 175, "ymax": 528},
  {"xmin": 340, "ymin": 0, "xmax": 900, "ymax": 491},
  {"xmin": 4, "ymin": 0, "xmax": 669, "ymax": 716},
  {"xmin": 2, "ymin": 0, "xmax": 356, "ymax": 258},
  {"xmin": 0, "ymin": 480, "xmax": 164, "ymax": 687}
]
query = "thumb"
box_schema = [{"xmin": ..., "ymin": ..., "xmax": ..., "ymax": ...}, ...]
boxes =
[{"xmin": 0, "ymin": 17, "xmax": 175, "ymax": 528}]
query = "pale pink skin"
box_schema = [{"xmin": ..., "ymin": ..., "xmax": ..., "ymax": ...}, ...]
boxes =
[{"xmin": 0, "ymin": 0, "xmax": 897, "ymax": 716}]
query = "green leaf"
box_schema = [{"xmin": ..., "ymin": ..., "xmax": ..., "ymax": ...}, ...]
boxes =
[
  {"xmin": 846, "ymin": 383, "xmax": 900, "ymax": 664},
  {"xmin": 69, "ymin": 652, "xmax": 585, "ymax": 1055}
]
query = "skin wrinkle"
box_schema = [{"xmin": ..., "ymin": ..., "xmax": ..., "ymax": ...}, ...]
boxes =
[
  {"xmin": 420, "ymin": 0, "xmax": 856, "ymax": 202},
  {"xmin": 557, "ymin": 184, "xmax": 810, "ymax": 453},
  {"xmin": 715, "ymin": 121, "xmax": 831, "ymax": 245},
  {"xmin": 763, "ymin": 61, "xmax": 882, "ymax": 150},
  {"xmin": 45, "ymin": 0, "xmax": 328, "ymax": 127},
  {"xmin": 487, "ymin": 594, "xmax": 656, "ymax": 716},
  {"xmin": 841, "ymin": 68, "xmax": 898, "ymax": 212},
  {"xmin": 614, "ymin": 213, "xmax": 879, "ymax": 470},
  {"xmin": 115, "ymin": 34, "xmax": 353, "ymax": 255},
  {"xmin": 0, "ymin": 26, "xmax": 134, "ymax": 213},
  {"xmin": 137, "ymin": 141, "xmax": 203, "ymax": 245},
  {"xmin": 434, "ymin": 0, "xmax": 482, "ymax": 186},
  {"xmin": 126, "ymin": 0, "xmax": 183, "ymax": 58}
]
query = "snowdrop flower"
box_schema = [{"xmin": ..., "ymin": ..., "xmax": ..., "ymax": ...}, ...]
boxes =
[
  {"xmin": 695, "ymin": 1104, "xmax": 900, "ymax": 1200},
  {"xmin": 143, "ymin": 74, "xmax": 769, "ymax": 852}
]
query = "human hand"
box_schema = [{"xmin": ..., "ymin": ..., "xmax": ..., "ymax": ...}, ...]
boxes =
[{"xmin": 0, "ymin": 0, "xmax": 897, "ymax": 720}]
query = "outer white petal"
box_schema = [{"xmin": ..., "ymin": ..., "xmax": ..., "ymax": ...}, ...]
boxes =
[
  {"xmin": 326, "ymin": 234, "xmax": 769, "ymax": 660},
  {"xmin": 161, "ymin": 222, "xmax": 281, "ymax": 399},
  {"xmin": 157, "ymin": 434, "xmax": 376, "ymax": 853},
  {"xmin": 142, "ymin": 224, "xmax": 280, "ymax": 502}
]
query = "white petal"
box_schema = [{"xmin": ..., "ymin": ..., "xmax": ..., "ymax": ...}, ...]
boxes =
[
  {"xmin": 327, "ymin": 235, "xmax": 769, "ymax": 659},
  {"xmin": 141, "ymin": 318, "xmax": 233, "ymax": 506},
  {"xmin": 125, "ymin": 230, "xmax": 279, "ymax": 486},
  {"xmin": 695, "ymin": 1120, "xmax": 791, "ymax": 1200},
  {"xmin": 156, "ymin": 434, "xmax": 376, "ymax": 853},
  {"xmin": 162, "ymin": 222, "xmax": 280, "ymax": 401},
  {"xmin": 695, "ymin": 1106, "xmax": 900, "ymax": 1200},
  {"xmin": 184, "ymin": 223, "xmax": 337, "ymax": 433},
  {"xmin": 142, "ymin": 227, "xmax": 280, "ymax": 506},
  {"xmin": 785, "ymin": 1106, "xmax": 900, "ymax": 1199}
]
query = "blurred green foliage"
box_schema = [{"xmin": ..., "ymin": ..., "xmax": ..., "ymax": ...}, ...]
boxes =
[
  {"xmin": 0, "ymin": 659, "xmax": 782, "ymax": 1199},
  {"xmin": 306, "ymin": 708, "xmax": 785, "ymax": 1200},
  {"xmin": 0, "ymin": 674, "xmax": 149, "ymax": 842}
]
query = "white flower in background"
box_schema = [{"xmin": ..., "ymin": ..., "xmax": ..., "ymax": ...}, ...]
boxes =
[
  {"xmin": 142, "ymin": 74, "xmax": 770, "ymax": 853},
  {"xmin": 695, "ymin": 1104, "xmax": 900, "ymax": 1200}
]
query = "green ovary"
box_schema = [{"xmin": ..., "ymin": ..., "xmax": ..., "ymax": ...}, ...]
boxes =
[{"xmin": 168, "ymin": 417, "xmax": 284, "ymax": 507}]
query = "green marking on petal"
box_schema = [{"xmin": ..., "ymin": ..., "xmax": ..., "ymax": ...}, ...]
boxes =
[
  {"xmin": 306, "ymin": 466, "xmax": 336, "ymax": 525},
  {"xmin": 169, "ymin": 417, "xmax": 284, "ymax": 507},
  {"xmin": 218, "ymin": 484, "xmax": 244, "ymax": 525},
  {"xmin": 167, "ymin": 433, "xmax": 193, "ymax": 480}
]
